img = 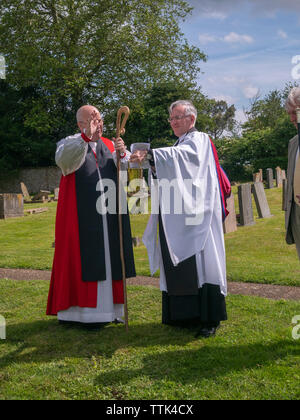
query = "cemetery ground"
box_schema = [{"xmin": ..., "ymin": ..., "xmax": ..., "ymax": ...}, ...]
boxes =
[{"xmin": 0, "ymin": 187, "xmax": 299, "ymax": 400}]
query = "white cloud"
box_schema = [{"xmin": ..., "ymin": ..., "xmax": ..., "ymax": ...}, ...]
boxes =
[
  {"xmin": 201, "ymin": 11, "xmax": 228, "ymax": 20},
  {"xmin": 198, "ymin": 32, "xmax": 254, "ymax": 45},
  {"xmin": 187, "ymin": 0, "xmax": 300, "ymax": 18},
  {"xmin": 213, "ymin": 94, "xmax": 236, "ymax": 104},
  {"xmin": 242, "ymin": 85, "xmax": 259, "ymax": 99},
  {"xmin": 223, "ymin": 32, "xmax": 254, "ymax": 44},
  {"xmin": 198, "ymin": 33, "xmax": 218, "ymax": 45},
  {"xmin": 278, "ymin": 29, "xmax": 288, "ymax": 39}
]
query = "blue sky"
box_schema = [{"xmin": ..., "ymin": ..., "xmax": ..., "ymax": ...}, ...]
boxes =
[{"xmin": 181, "ymin": 0, "xmax": 300, "ymax": 123}]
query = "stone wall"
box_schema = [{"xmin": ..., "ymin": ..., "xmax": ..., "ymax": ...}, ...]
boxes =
[{"xmin": 0, "ymin": 166, "xmax": 61, "ymax": 194}]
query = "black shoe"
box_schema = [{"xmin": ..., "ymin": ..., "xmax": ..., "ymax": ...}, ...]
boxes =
[
  {"xmin": 114, "ymin": 318, "xmax": 125, "ymax": 324},
  {"xmin": 195, "ymin": 325, "xmax": 219, "ymax": 338}
]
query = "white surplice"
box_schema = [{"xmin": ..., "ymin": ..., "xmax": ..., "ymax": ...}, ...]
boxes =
[{"xmin": 143, "ymin": 130, "xmax": 227, "ymax": 296}]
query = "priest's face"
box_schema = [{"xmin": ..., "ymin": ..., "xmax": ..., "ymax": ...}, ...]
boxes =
[
  {"xmin": 169, "ymin": 105, "xmax": 195, "ymax": 138},
  {"xmin": 77, "ymin": 106, "xmax": 103, "ymax": 141}
]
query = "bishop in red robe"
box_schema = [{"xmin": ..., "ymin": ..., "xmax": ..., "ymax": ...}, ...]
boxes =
[{"xmin": 47, "ymin": 105, "xmax": 136, "ymax": 326}]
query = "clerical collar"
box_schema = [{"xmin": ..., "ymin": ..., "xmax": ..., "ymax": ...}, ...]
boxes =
[
  {"xmin": 81, "ymin": 132, "xmax": 99, "ymax": 145},
  {"xmin": 176, "ymin": 127, "xmax": 198, "ymax": 145}
]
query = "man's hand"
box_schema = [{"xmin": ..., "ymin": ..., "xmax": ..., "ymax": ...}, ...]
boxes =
[
  {"xmin": 85, "ymin": 110, "xmax": 103, "ymax": 141},
  {"xmin": 130, "ymin": 150, "xmax": 148, "ymax": 164},
  {"xmin": 112, "ymin": 137, "xmax": 126, "ymax": 155}
]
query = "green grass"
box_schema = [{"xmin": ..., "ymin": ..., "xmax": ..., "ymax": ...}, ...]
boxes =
[
  {"xmin": 0, "ymin": 186, "xmax": 300, "ymax": 286},
  {"xmin": 226, "ymin": 186, "xmax": 300, "ymax": 286},
  {"xmin": 0, "ymin": 279, "xmax": 300, "ymax": 400}
]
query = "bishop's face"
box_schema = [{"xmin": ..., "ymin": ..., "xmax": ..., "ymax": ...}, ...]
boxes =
[
  {"xmin": 78, "ymin": 107, "xmax": 103, "ymax": 141},
  {"xmin": 169, "ymin": 105, "xmax": 195, "ymax": 138}
]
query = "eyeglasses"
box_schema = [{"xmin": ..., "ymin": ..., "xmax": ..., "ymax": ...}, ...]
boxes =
[{"xmin": 168, "ymin": 115, "xmax": 190, "ymax": 123}]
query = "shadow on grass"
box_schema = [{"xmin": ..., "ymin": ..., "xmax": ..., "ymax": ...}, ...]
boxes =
[
  {"xmin": 93, "ymin": 339, "xmax": 300, "ymax": 387},
  {"xmin": 0, "ymin": 319, "xmax": 299, "ymax": 386}
]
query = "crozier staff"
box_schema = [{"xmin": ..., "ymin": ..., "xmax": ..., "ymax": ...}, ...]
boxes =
[
  {"xmin": 130, "ymin": 100, "xmax": 230, "ymax": 338},
  {"xmin": 47, "ymin": 105, "xmax": 136, "ymax": 327}
]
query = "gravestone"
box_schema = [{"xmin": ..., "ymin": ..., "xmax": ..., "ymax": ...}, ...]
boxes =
[
  {"xmin": 0, "ymin": 194, "xmax": 24, "ymax": 219},
  {"xmin": 20, "ymin": 182, "xmax": 31, "ymax": 202},
  {"xmin": 251, "ymin": 182, "xmax": 272, "ymax": 218},
  {"xmin": 282, "ymin": 179, "xmax": 287, "ymax": 211},
  {"xmin": 54, "ymin": 188, "xmax": 59, "ymax": 201},
  {"xmin": 259, "ymin": 169, "xmax": 263, "ymax": 182},
  {"xmin": 32, "ymin": 190, "xmax": 51, "ymax": 202},
  {"xmin": 281, "ymin": 169, "xmax": 286, "ymax": 180},
  {"xmin": 223, "ymin": 192, "xmax": 237, "ymax": 233},
  {"xmin": 253, "ymin": 172, "xmax": 260, "ymax": 183},
  {"xmin": 266, "ymin": 168, "xmax": 274, "ymax": 189},
  {"xmin": 275, "ymin": 167, "xmax": 282, "ymax": 187},
  {"xmin": 238, "ymin": 184, "xmax": 255, "ymax": 226}
]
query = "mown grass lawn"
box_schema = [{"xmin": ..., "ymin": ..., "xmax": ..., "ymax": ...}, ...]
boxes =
[
  {"xmin": 0, "ymin": 186, "xmax": 299, "ymax": 286},
  {"xmin": 0, "ymin": 279, "xmax": 299, "ymax": 400},
  {"xmin": 0, "ymin": 185, "xmax": 300, "ymax": 400}
]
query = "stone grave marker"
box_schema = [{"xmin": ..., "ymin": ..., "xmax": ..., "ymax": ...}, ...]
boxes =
[
  {"xmin": 0, "ymin": 194, "xmax": 24, "ymax": 219},
  {"xmin": 266, "ymin": 168, "xmax": 274, "ymax": 189},
  {"xmin": 238, "ymin": 184, "xmax": 255, "ymax": 226},
  {"xmin": 251, "ymin": 182, "xmax": 272, "ymax": 218},
  {"xmin": 275, "ymin": 167, "xmax": 282, "ymax": 187},
  {"xmin": 223, "ymin": 192, "xmax": 237, "ymax": 233},
  {"xmin": 20, "ymin": 182, "xmax": 31, "ymax": 203},
  {"xmin": 54, "ymin": 188, "xmax": 59, "ymax": 201},
  {"xmin": 32, "ymin": 190, "xmax": 51, "ymax": 202},
  {"xmin": 253, "ymin": 172, "xmax": 260, "ymax": 183}
]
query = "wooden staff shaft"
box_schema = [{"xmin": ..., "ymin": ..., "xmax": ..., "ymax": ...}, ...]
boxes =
[{"xmin": 116, "ymin": 106, "xmax": 130, "ymax": 332}]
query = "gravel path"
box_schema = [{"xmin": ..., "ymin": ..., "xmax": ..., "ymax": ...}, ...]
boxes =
[{"xmin": 1, "ymin": 268, "xmax": 300, "ymax": 301}]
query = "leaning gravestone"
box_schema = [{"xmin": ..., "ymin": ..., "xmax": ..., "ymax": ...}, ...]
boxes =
[
  {"xmin": 20, "ymin": 182, "xmax": 31, "ymax": 203},
  {"xmin": 223, "ymin": 192, "xmax": 237, "ymax": 233},
  {"xmin": 266, "ymin": 168, "xmax": 274, "ymax": 189},
  {"xmin": 251, "ymin": 182, "xmax": 272, "ymax": 218},
  {"xmin": 238, "ymin": 184, "xmax": 255, "ymax": 226},
  {"xmin": 0, "ymin": 194, "xmax": 24, "ymax": 219}
]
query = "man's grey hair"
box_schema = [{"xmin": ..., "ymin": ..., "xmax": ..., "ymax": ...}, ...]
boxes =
[
  {"xmin": 169, "ymin": 100, "xmax": 197, "ymax": 123},
  {"xmin": 286, "ymin": 87, "xmax": 300, "ymax": 113}
]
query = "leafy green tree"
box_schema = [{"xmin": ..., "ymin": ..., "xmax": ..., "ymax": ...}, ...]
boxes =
[
  {"xmin": 0, "ymin": 0, "xmax": 206, "ymax": 147},
  {"xmin": 197, "ymin": 99, "xmax": 236, "ymax": 140},
  {"xmin": 0, "ymin": 81, "xmax": 56, "ymax": 176}
]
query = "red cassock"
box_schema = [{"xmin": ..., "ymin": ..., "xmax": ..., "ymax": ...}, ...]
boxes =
[{"xmin": 47, "ymin": 136, "xmax": 135, "ymax": 315}]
